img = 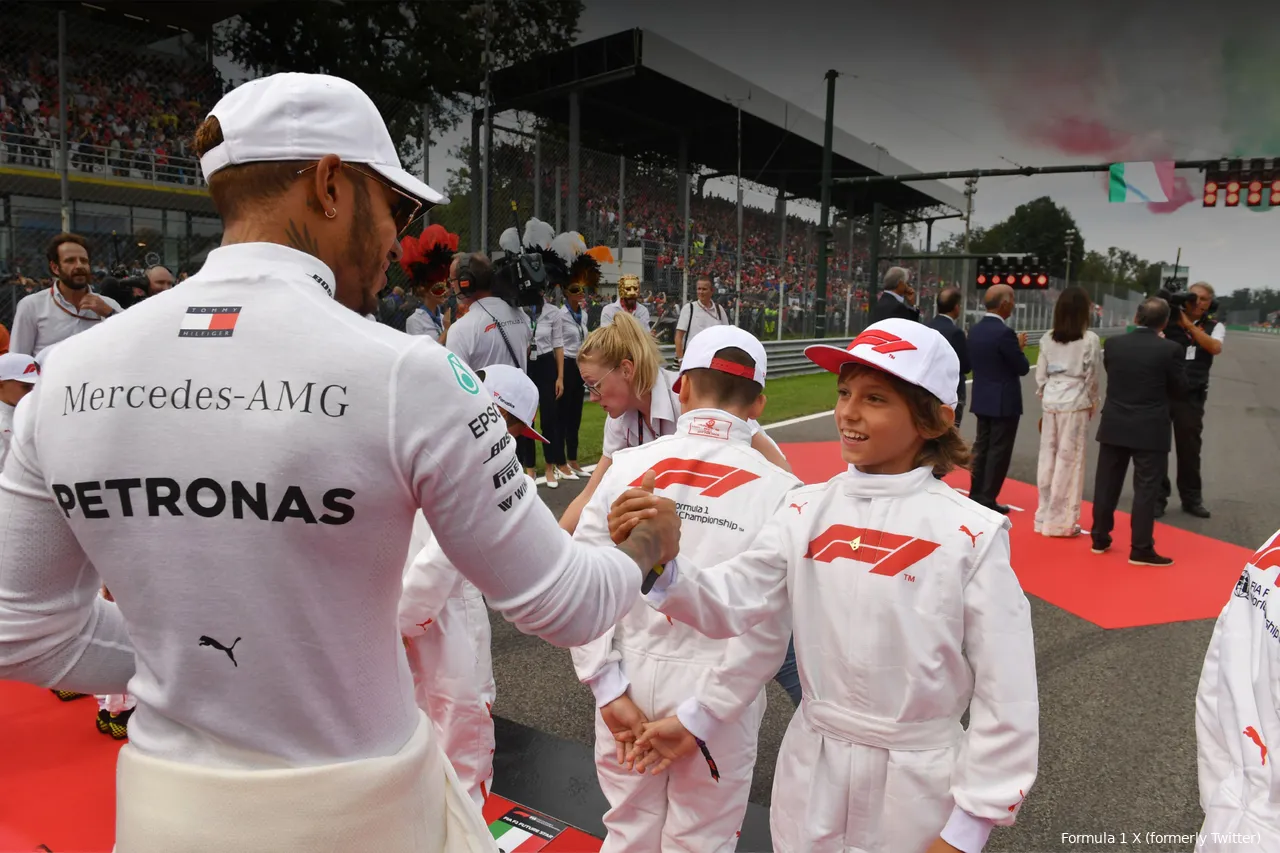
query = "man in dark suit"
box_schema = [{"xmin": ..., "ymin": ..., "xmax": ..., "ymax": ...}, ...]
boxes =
[
  {"xmin": 1091, "ymin": 297, "xmax": 1187, "ymax": 566},
  {"xmin": 968, "ymin": 283, "xmax": 1030, "ymax": 513},
  {"xmin": 928, "ymin": 286, "xmax": 970, "ymax": 426},
  {"xmin": 870, "ymin": 266, "xmax": 921, "ymax": 323}
]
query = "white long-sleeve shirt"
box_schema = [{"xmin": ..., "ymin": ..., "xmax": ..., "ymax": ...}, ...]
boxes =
[
  {"xmin": 1196, "ymin": 528, "xmax": 1280, "ymax": 837},
  {"xmin": 599, "ymin": 300, "xmax": 650, "ymax": 330},
  {"xmin": 1035, "ymin": 330, "xmax": 1100, "ymax": 413},
  {"xmin": 528, "ymin": 301, "xmax": 564, "ymax": 363},
  {"xmin": 446, "ymin": 296, "xmax": 532, "ymax": 372},
  {"xmin": 571, "ymin": 410, "xmax": 801, "ymax": 739},
  {"xmin": 646, "ymin": 466, "xmax": 1039, "ymax": 849},
  {"xmin": 10, "ymin": 285, "xmax": 123, "ymax": 357},
  {"xmin": 0, "ymin": 241, "xmax": 641, "ymax": 769}
]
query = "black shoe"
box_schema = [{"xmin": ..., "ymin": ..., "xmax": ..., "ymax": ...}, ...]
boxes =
[
  {"xmin": 1154, "ymin": 504, "xmax": 1166, "ymax": 519},
  {"xmin": 1129, "ymin": 550, "xmax": 1174, "ymax": 567},
  {"xmin": 50, "ymin": 689, "xmax": 89, "ymax": 702},
  {"xmin": 96, "ymin": 708, "xmax": 112, "ymax": 735},
  {"xmin": 990, "ymin": 503, "xmax": 1011, "ymax": 515},
  {"xmin": 1091, "ymin": 539, "xmax": 1112, "ymax": 554},
  {"xmin": 1183, "ymin": 504, "xmax": 1211, "ymax": 519},
  {"xmin": 108, "ymin": 707, "xmax": 134, "ymax": 741}
]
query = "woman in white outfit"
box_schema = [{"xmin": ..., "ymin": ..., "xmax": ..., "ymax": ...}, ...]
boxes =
[{"xmin": 1034, "ymin": 286, "xmax": 1101, "ymax": 538}]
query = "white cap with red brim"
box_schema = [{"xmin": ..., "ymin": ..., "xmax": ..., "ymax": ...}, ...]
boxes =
[
  {"xmin": 199, "ymin": 73, "xmax": 448, "ymax": 211},
  {"xmin": 804, "ymin": 318, "xmax": 960, "ymax": 408},
  {"xmin": 479, "ymin": 363, "xmax": 548, "ymax": 443},
  {"xmin": 673, "ymin": 325, "xmax": 768, "ymax": 392}
]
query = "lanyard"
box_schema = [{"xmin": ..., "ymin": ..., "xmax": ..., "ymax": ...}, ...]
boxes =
[
  {"xmin": 51, "ymin": 285, "xmax": 103, "ymax": 321},
  {"xmin": 634, "ymin": 411, "xmax": 651, "ymax": 447},
  {"xmin": 423, "ymin": 304, "xmax": 443, "ymax": 331},
  {"xmin": 568, "ymin": 306, "xmax": 586, "ymax": 338}
]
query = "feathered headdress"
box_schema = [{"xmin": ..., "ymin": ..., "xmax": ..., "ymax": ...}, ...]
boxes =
[
  {"xmin": 399, "ymin": 224, "xmax": 459, "ymax": 286},
  {"xmin": 569, "ymin": 244, "xmax": 614, "ymax": 291}
]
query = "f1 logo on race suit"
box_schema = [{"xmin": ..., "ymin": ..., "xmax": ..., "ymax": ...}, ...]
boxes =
[
  {"xmin": 629, "ymin": 458, "xmax": 760, "ymax": 498},
  {"xmin": 805, "ymin": 524, "xmax": 940, "ymax": 576}
]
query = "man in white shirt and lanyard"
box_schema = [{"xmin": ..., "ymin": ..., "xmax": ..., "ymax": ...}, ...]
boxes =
[
  {"xmin": 10, "ymin": 233, "xmax": 123, "ymax": 357},
  {"xmin": 674, "ymin": 275, "xmax": 728, "ymax": 361},
  {"xmin": 0, "ymin": 72, "xmax": 678, "ymax": 853},
  {"xmin": 445, "ymin": 253, "xmax": 533, "ymax": 373},
  {"xmin": 600, "ymin": 274, "xmax": 652, "ymax": 331}
]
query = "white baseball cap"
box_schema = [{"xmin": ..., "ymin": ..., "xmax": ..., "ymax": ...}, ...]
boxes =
[
  {"xmin": 673, "ymin": 325, "xmax": 767, "ymax": 392},
  {"xmin": 200, "ymin": 73, "xmax": 448, "ymax": 210},
  {"xmin": 805, "ymin": 318, "xmax": 960, "ymax": 408},
  {"xmin": 0, "ymin": 353, "xmax": 40, "ymax": 384},
  {"xmin": 478, "ymin": 364, "xmax": 548, "ymax": 444}
]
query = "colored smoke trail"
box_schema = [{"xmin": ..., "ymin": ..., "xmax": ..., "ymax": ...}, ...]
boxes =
[{"xmin": 940, "ymin": 1, "xmax": 1277, "ymax": 214}]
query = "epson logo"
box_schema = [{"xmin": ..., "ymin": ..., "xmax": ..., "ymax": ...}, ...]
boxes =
[{"xmin": 469, "ymin": 405, "xmax": 503, "ymax": 439}]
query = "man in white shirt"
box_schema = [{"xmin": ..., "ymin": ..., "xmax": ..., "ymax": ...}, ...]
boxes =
[
  {"xmin": 10, "ymin": 233, "xmax": 122, "ymax": 357},
  {"xmin": 446, "ymin": 252, "xmax": 533, "ymax": 372},
  {"xmin": 600, "ymin": 274, "xmax": 652, "ymax": 330},
  {"xmin": 0, "ymin": 352, "xmax": 38, "ymax": 467},
  {"xmin": 0, "ymin": 72, "xmax": 678, "ymax": 853},
  {"xmin": 674, "ymin": 275, "xmax": 729, "ymax": 361}
]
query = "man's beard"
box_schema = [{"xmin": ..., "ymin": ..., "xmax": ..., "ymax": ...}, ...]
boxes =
[
  {"xmin": 341, "ymin": 181, "xmax": 382, "ymax": 315},
  {"xmin": 58, "ymin": 272, "xmax": 89, "ymax": 290}
]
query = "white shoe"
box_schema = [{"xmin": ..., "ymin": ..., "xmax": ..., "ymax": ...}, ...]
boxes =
[
  {"xmin": 557, "ymin": 468, "xmax": 579, "ymax": 480},
  {"xmin": 543, "ymin": 472, "xmax": 558, "ymax": 489}
]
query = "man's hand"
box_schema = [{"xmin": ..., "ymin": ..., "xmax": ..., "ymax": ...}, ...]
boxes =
[
  {"xmin": 613, "ymin": 471, "xmax": 681, "ymax": 570},
  {"xmin": 1017, "ymin": 331, "xmax": 1028, "ymax": 349},
  {"xmin": 630, "ymin": 716, "xmax": 700, "ymax": 775},
  {"xmin": 600, "ymin": 694, "xmax": 648, "ymax": 766},
  {"xmin": 80, "ymin": 293, "xmax": 114, "ymax": 317},
  {"xmin": 1178, "ymin": 310, "xmax": 1194, "ymax": 331},
  {"xmin": 924, "ymin": 838, "xmax": 963, "ymax": 853},
  {"xmin": 905, "ymin": 285, "xmax": 917, "ymax": 307}
]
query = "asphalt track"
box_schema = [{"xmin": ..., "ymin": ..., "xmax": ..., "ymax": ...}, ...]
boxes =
[{"xmin": 490, "ymin": 330, "xmax": 1280, "ymax": 852}]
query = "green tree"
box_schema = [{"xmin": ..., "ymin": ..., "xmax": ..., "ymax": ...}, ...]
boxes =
[
  {"xmin": 215, "ymin": 0, "xmax": 583, "ymax": 172},
  {"xmin": 969, "ymin": 196, "xmax": 1083, "ymax": 278}
]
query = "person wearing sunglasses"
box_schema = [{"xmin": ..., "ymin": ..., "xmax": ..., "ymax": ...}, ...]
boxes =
[
  {"xmin": 0, "ymin": 72, "xmax": 681, "ymax": 853},
  {"xmin": 400, "ymin": 224, "xmax": 460, "ymax": 345}
]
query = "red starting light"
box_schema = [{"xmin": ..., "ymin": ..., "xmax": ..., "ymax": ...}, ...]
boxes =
[
  {"xmin": 1227, "ymin": 180, "xmax": 1241, "ymax": 193},
  {"xmin": 1226, "ymin": 192, "xmax": 1240, "ymax": 207},
  {"xmin": 1036, "ymin": 274, "xmax": 1048, "ymax": 286},
  {"xmin": 1204, "ymin": 192, "xmax": 1218, "ymax": 206},
  {"xmin": 1272, "ymin": 190, "xmax": 1280, "ymax": 206},
  {"xmin": 1021, "ymin": 274, "xmax": 1031, "ymax": 285},
  {"xmin": 1248, "ymin": 192, "xmax": 1262, "ymax": 206},
  {"xmin": 1249, "ymin": 180, "xmax": 1263, "ymax": 192},
  {"xmin": 976, "ymin": 274, "xmax": 987, "ymax": 285},
  {"xmin": 1205, "ymin": 181, "xmax": 1219, "ymax": 193}
]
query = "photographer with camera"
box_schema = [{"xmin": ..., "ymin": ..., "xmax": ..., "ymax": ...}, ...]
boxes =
[{"xmin": 1157, "ymin": 281, "xmax": 1224, "ymax": 519}]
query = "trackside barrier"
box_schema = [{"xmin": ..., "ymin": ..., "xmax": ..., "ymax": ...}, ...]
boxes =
[{"xmin": 660, "ymin": 327, "xmax": 1128, "ymax": 379}]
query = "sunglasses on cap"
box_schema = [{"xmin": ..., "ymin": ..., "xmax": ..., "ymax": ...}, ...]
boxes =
[{"xmin": 295, "ymin": 162, "xmax": 423, "ymax": 238}]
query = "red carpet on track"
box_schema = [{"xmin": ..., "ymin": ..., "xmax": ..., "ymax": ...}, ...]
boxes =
[{"xmin": 778, "ymin": 440, "xmax": 1252, "ymax": 629}]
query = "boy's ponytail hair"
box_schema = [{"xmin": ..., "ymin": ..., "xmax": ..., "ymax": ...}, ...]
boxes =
[{"xmin": 578, "ymin": 312, "xmax": 662, "ymax": 397}]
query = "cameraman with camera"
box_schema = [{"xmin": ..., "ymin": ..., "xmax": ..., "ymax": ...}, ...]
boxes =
[
  {"xmin": 445, "ymin": 251, "xmax": 533, "ymax": 373},
  {"xmin": 1158, "ymin": 281, "xmax": 1224, "ymax": 519}
]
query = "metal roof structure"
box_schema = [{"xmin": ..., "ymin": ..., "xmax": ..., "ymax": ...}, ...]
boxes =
[{"xmin": 488, "ymin": 29, "xmax": 966, "ymax": 217}]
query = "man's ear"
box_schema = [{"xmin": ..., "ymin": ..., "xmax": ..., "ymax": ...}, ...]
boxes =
[
  {"xmin": 677, "ymin": 375, "xmax": 693, "ymax": 406},
  {"xmin": 312, "ymin": 153, "xmax": 344, "ymax": 215},
  {"xmin": 748, "ymin": 392, "xmax": 766, "ymax": 422}
]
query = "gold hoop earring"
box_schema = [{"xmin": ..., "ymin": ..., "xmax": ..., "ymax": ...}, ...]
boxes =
[{"xmin": 325, "ymin": 208, "xmax": 337, "ymax": 219}]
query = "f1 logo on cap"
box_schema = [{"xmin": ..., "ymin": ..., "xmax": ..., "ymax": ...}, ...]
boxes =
[
  {"xmin": 23, "ymin": 362, "xmax": 39, "ymax": 375},
  {"xmin": 849, "ymin": 330, "xmax": 916, "ymax": 358}
]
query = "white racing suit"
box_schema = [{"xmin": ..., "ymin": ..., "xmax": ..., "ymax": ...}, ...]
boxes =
[
  {"xmin": 1195, "ymin": 527, "xmax": 1280, "ymax": 851},
  {"xmin": 400, "ymin": 510, "xmax": 497, "ymax": 811},
  {"xmin": 645, "ymin": 465, "xmax": 1039, "ymax": 853},
  {"xmin": 572, "ymin": 410, "xmax": 800, "ymax": 852}
]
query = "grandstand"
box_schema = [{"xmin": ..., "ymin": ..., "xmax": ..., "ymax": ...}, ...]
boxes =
[{"xmin": 0, "ymin": 2, "xmax": 239, "ymax": 283}]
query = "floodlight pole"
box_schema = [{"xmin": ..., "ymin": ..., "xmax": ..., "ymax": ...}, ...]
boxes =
[{"xmin": 814, "ymin": 69, "xmax": 838, "ymax": 338}]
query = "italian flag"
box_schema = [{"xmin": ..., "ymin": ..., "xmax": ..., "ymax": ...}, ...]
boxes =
[
  {"xmin": 1108, "ymin": 161, "xmax": 1174, "ymax": 203},
  {"xmin": 489, "ymin": 819, "xmax": 553, "ymax": 852}
]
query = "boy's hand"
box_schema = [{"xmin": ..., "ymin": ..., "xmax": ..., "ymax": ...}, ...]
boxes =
[
  {"xmin": 600, "ymin": 695, "xmax": 648, "ymax": 767},
  {"xmin": 925, "ymin": 839, "xmax": 962, "ymax": 853},
  {"xmin": 630, "ymin": 716, "xmax": 699, "ymax": 775}
]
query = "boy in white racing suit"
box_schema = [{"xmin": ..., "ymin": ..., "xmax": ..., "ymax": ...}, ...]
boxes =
[
  {"xmin": 1195, "ymin": 528, "xmax": 1280, "ymax": 851},
  {"xmin": 400, "ymin": 364, "xmax": 548, "ymax": 809},
  {"xmin": 572, "ymin": 326, "xmax": 799, "ymax": 852},
  {"xmin": 619, "ymin": 319, "xmax": 1040, "ymax": 853}
]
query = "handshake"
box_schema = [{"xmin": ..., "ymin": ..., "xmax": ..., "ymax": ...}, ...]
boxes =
[{"xmin": 608, "ymin": 470, "xmax": 682, "ymax": 579}]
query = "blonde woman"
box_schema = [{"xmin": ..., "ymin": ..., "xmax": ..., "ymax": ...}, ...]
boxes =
[
  {"xmin": 559, "ymin": 313, "xmax": 789, "ymax": 534},
  {"xmin": 1034, "ymin": 286, "xmax": 1101, "ymax": 537}
]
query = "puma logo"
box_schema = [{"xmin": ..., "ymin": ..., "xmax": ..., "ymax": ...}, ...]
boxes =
[
  {"xmin": 960, "ymin": 525, "xmax": 983, "ymax": 547},
  {"xmin": 417, "ymin": 619, "xmax": 433, "ymax": 631},
  {"xmin": 1244, "ymin": 726, "xmax": 1268, "ymax": 765},
  {"xmin": 198, "ymin": 635, "xmax": 241, "ymax": 667},
  {"xmin": 789, "ymin": 502, "xmax": 807, "ymax": 514}
]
